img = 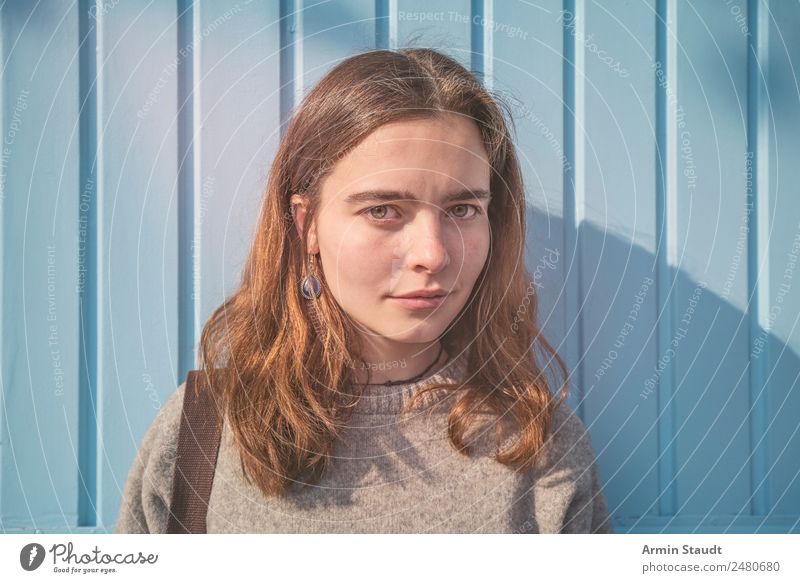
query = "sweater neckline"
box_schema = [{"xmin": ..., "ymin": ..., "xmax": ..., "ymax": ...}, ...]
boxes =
[{"xmin": 349, "ymin": 346, "xmax": 471, "ymax": 415}]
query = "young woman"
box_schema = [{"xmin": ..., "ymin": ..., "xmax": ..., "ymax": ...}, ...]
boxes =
[{"xmin": 114, "ymin": 48, "xmax": 613, "ymax": 534}]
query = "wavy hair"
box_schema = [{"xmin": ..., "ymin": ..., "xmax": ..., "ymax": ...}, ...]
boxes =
[{"xmin": 198, "ymin": 48, "xmax": 570, "ymax": 497}]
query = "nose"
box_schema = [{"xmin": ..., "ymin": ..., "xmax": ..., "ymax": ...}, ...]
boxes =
[{"xmin": 402, "ymin": 209, "xmax": 450, "ymax": 273}]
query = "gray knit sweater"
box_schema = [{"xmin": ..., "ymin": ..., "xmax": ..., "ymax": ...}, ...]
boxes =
[{"xmin": 114, "ymin": 348, "xmax": 613, "ymax": 533}]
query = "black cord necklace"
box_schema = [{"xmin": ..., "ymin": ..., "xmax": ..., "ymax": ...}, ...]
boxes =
[{"xmin": 363, "ymin": 343, "xmax": 446, "ymax": 386}]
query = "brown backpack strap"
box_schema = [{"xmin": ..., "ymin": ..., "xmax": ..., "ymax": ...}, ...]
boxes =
[{"xmin": 166, "ymin": 370, "xmax": 222, "ymax": 534}]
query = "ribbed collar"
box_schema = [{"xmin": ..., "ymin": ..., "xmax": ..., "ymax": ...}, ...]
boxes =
[{"xmin": 349, "ymin": 346, "xmax": 471, "ymax": 415}]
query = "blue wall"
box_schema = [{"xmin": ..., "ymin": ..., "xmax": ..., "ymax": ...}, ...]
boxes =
[{"xmin": 1, "ymin": 0, "xmax": 798, "ymax": 533}]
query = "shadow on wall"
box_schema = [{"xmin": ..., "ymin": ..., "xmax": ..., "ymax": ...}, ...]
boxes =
[{"xmin": 527, "ymin": 203, "xmax": 800, "ymax": 534}]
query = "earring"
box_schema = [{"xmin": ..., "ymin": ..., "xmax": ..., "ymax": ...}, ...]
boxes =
[{"xmin": 300, "ymin": 254, "xmax": 322, "ymax": 299}]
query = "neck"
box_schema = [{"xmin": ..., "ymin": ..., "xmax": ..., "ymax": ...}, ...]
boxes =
[{"xmin": 353, "ymin": 338, "xmax": 445, "ymax": 385}]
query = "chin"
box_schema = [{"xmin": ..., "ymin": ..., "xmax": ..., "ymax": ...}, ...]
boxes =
[{"xmin": 378, "ymin": 322, "xmax": 446, "ymax": 343}]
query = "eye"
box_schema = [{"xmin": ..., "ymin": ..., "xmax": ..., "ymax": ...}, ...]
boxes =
[
  {"xmin": 363, "ymin": 205, "xmax": 400, "ymax": 222},
  {"xmin": 360, "ymin": 203, "xmax": 484, "ymax": 224},
  {"xmin": 449, "ymin": 204, "xmax": 483, "ymax": 219}
]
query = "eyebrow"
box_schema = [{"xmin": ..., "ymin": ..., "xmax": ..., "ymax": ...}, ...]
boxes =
[{"xmin": 343, "ymin": 189, "xmax": 492, "ymax": 205}]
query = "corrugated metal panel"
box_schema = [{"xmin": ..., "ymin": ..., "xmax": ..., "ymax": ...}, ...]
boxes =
[{"xmin": 1, "ymin": 0, "xmax": 797, "ymax": 533}]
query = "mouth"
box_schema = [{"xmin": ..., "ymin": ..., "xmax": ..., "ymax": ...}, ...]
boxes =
[{"xmin": 388, "ymin": 293, "xmax": 449, "ymax": 310}]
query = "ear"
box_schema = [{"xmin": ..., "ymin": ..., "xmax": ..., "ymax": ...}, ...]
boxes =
[{"xmin": 289, "ymin": 194, "xmax": 319, "ymax": 254}]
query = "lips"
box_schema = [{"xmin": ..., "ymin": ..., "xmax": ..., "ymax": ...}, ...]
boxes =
[
  {"xmin": 389, "ymin": 293, "xmax": 448, "ymax": 310},
  {"xmin": 392, "ymin": 290, "xmax": 448, "ymax": 299}
]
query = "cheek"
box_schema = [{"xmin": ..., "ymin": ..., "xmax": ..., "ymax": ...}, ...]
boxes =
[
  {"xmin": 458, "ymin": 229, "xmax": 491, "ymax": 280},
  {"xmin": 318, "ymin": 221, "xmax": 387, "ymax": 295}
]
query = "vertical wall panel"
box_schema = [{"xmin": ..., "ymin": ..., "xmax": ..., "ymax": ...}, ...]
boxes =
[
  {"xmin": 492, "ymin": 0, "xmax": 566, "ymax": 382},
  {"xmin": 96, "ymin": 1, "xmax": 180, "ymax": 529},
  {"xmin": 672, "ymin": 0, "xmax": 752, "ymax": 521},
  {"xmin": 765, "ymin": 0, "xmax": 800, "ymax": 519},
  {"xmin": 579, "ymin": 0, "xmax": 660, "ymax": 522},
  {"xmin": 561, "ymin": 0, "xmax": 584, "ymax": 420},
  {"xmin": 0, "ymin": 0, "xmax": 81, "ymax": 530},
  {"xmin": 192, "ymin": 1, "xmax": 282, "ymax": 378}
]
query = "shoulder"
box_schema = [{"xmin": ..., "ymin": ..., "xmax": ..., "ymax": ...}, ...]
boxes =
[
  {"xmin": 143, "ymin": 381, "xmax": 187, "ymax": 479},
  {"xmin": 545, "ymin": 401, "xmax": 599, "ymax": 469},
  {"xmin": 158, "ymin": 380, "xmax": 188, "ymax": 438},
  {"xmin": 113, "ymin": 381, "xmax": 187, "ymax": 533},
  {"xmin": 534, "ymin": 400, "xmax": 601, "ymax": 487},
  {"xmin": 133, "ymin": 381, "xmax": 187, "ymax": 483},
  {"xmin": 531, "ymin": 400, "xmax": 614, "ymax": 533}
]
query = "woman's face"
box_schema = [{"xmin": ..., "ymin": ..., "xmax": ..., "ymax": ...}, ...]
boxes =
[{"xmin": 292, "ymin": 112, "xmax": 492, "ymax": 346}]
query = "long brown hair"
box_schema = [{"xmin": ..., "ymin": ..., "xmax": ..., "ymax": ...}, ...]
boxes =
[{"xmin": 198, "ymin": 48, "xmax": 569, "ymax": 497}]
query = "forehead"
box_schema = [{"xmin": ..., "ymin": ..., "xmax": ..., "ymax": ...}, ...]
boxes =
[{"xmin": 321, "ymin": 113, "xmax": 491, "ymax": 201}]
